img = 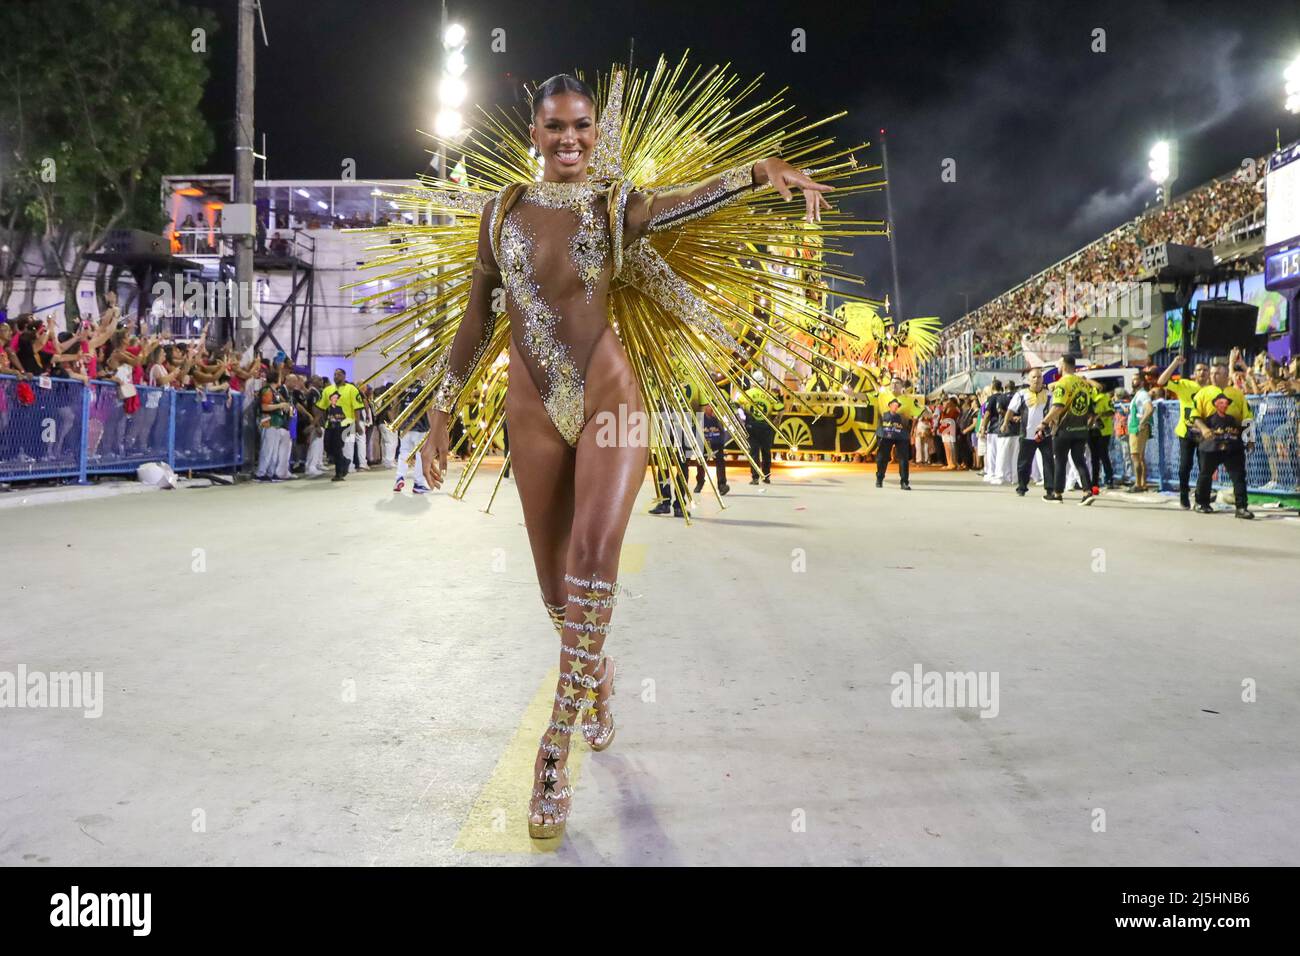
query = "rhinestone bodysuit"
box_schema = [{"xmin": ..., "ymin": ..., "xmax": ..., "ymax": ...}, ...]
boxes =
[
  {"xmin": 497, "ymin": 181, "xmax": 609, "ymax": 445},
  {"xmin": 431, "ymin": 165, "xmax": 757, "ymax": 445}
]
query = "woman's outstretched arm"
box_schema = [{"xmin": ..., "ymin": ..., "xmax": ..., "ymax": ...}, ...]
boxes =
[{"xmin": 622, "ymin": 157, "xmax": 833, "ymax": 245}]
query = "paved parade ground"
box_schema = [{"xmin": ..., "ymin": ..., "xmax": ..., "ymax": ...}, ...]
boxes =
[{"xmin": 3, "ymin": 464, "xmax": 1298, "ymax": 866}]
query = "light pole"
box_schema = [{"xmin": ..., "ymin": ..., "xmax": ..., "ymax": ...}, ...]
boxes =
[
  {"xmin": 1148, "ymin": 139, "xmax": 1178, "ymax": 209},
  {"xmin": 435, "ymin": 5, "xmax": 467, "ymax": 183},
  {"xmin": 433, "ymin": 7, "xmax": 467, "ymax": 320}
]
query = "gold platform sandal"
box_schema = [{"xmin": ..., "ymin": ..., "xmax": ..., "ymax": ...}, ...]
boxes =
[
  {"xmin": 527, "ymin": 574, "xmax": 619, "ymax": 842},
  {"xmin": 527, "ymin": 700, "xmax": 577, "ymax": 841}
]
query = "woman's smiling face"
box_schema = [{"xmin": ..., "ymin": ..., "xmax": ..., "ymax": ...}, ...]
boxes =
[{"xmin": 530, "ymin": 92, "xmax": 597, "ymax": 182}]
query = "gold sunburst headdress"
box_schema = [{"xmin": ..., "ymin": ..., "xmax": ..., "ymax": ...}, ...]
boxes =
[{"xmin": 350, "ymin": 53, "xmax": 887, "ymax": 512}]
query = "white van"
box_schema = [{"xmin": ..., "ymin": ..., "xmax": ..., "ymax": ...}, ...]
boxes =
[{"xmin": 1078, "ymin": 366, "xmax": 1140, "ymax": 394}]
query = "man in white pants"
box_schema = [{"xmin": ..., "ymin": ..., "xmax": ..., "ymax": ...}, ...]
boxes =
[
  {"xmin": 380, "ymin": 422, "xmax": 399, "ymax": 467},
  {"xmin": 999, "ymin": 418, "xmax": 1020, "ymax": 485},
  {"xmin": 392, "ymin": 378, "xmax": 430, "ymax": 494},
  {"xmin": 302, "ymin": 375, "xmax": 326, "ymax": 477},
  {"xmin": 254, "ymin": 376, "xmax": 293, "ymax": 482},
  {"xmin": 982, "ymin": 380, "xmax": 1010, "ymax": 484},
  {"xmin": 350, "ymin": 384, "xmax": 372, "ymax": 471},
  {"xmin": 350, "ymin": 420, "xmax": 370, "ymax": 471},
  {"xmin": 305, "ymin": 430, "xmax": 325, "ymax": 477}
]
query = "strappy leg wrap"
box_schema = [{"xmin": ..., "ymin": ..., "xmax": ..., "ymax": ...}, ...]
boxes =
[
  {"xmin": 530, "ymin": 575, "xmax": 621, "ymax": 828},
  {"xmin": 560, "ymin": 574, "xmax": 619, "ymax": 749}
]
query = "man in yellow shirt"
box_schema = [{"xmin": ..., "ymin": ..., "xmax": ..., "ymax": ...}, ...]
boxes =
[
  {"xmin": 1088, "ymin": 381, "xmax": 1117, "ymax": 488},
  {"xmin": 874, "ymin": 374, "xmax": 923, "ymax": 490},
  {"xmin": 1190, "ymin": 358, "xmax": 1255, "ymax": 519},
  {"xmin": 1041, "ymin": 355, "xmax": 1098, "ymax": 505},
  {"xmin": 315, "ymin": 368, "xmax": 365, "ymax": 481},
  {"xmin": 1156, "ymin": 354, "xmax": 1211, "ymax": 509}
]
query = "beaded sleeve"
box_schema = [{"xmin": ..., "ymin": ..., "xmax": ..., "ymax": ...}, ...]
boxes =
[{"xmin": 640, "ymin": 163, "xmax": 757, "ymax": 233}]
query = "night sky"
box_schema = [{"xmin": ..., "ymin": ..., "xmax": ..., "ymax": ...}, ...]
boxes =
[{"xmin": 192, "ymin": 0, "xmax": 1300, "ymax": 324}]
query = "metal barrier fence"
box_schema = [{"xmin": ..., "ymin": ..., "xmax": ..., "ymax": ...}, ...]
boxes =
[
  {"xmin": 0, "ymin": 374, "xmax": 243, "ymax": 483},
  {"xmin": 1107, "ymin": 394, "xmax": 1298, "ymax": 495}
]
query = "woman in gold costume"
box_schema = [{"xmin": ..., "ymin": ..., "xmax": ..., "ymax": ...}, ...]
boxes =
[
  {"xmin": 420, "ymin": 74, "xmax": 831, "ymax": 840},
  {"xmin": 359, "ymin": 56, "xmax": 884, "ymax": 843}
]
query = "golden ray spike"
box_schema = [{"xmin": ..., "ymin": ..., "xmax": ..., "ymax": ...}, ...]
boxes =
[{"xmin": 483, "ymin": 450, "xmax": 511, "ymax": 515}]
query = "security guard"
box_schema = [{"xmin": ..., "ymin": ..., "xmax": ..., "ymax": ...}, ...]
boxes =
[
  {"xmin": 1156, "ymin": 354, "xmax": 1211, "ymax": 509},
  {"xmin": 1088, "ymin": 380, "xmax": 1117, "ymax": 489},
  {"xmin": 315, "ymin": 368, "xmax": 366, "ymax": 482},
  {"xmin": 649, "ymin": 394, "xmax": 690, "ymax": 518},
  {"xmin": 1042, "ymin": 355, "xmax": 1097, "ymax": 505},
  {"xmin": 651, "ymin": 366, "xmax": 706, "ymax": 516},
  {"xmin": 678, "ymin": 366, "xmax": 713, "ymax": 495},
  {"xmin": 1005, "ymin": 367, "xmax": 1054, "ymax": 497},
  {"xmin": 874, "ymin": 375, "xmax": 923, "ymax": 490},
  {"xmin": 1190, "ymin": 358, "xmax": 1255, "ymax": 519},
  {"xmin": 742, "ymin": 374, "xmax": 783, "ymax": 485},
  {"xmin": 691, "ymin": 371, "xmax": 731, "ymax": 495}
]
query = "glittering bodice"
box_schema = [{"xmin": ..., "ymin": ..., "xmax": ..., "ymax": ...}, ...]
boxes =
[{"xmin": 498, "ymin": 181, "xmax": 614, "ymax": 445}]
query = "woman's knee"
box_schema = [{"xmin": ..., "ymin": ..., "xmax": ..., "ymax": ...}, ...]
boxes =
[{"xmin": 565, "ymin": 535, "xmax": 622, "ymax": 576}]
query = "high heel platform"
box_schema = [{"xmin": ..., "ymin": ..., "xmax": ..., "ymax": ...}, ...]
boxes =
[
  {"xmin": 527, "ymin": 575, "xmax": 619, "ymax": 842},
  {"xmin": 527, "ymin": 705, "xmax": 576, "ymax": 841}
]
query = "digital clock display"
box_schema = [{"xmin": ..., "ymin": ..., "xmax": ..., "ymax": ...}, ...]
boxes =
[{"xmin": 1264, "ymin": 247, "xmax": 1300, "ymax": 290}]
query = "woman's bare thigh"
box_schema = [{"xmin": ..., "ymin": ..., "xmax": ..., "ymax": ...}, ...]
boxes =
[
  {"xmin": 567, "ymin": 328, "xmax": 650, "ymax": 573},
  {"xmin": 506, "ymin": 339, "xmax": 575, "ymax": 606}
]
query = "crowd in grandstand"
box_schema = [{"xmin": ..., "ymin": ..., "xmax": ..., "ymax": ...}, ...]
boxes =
[{"xmin": 945, "ymin": 158, "xmax": 1268, "ymax": 359}]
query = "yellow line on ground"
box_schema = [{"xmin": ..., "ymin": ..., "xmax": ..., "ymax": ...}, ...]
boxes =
[
  {"xmin": 453, "ymin": 545, "xmax": 643, "ymax": 854},
  {"xmin": 617, "ymin": 542, "xmax": 646, "ymax": 574},
  {"xmin": 453, "ymin": 666, "xmax": 589, "ymax": 854}
]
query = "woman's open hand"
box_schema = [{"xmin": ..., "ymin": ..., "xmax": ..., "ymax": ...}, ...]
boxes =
[
  {"xmin": 420, "ymin": 410, "xmax": 450, "ymax": 490},
  {"xmin": 755, "ymin": 158, "xmax": 833, "ymax": 222}
]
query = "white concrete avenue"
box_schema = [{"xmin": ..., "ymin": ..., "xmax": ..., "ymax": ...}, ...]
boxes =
[{"xmin": 3, "ymin": 462, "xmax": 1298, "ymax": 865}]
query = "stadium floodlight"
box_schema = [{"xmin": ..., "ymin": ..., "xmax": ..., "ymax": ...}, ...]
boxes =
[
  {"xmin": 443, "ymin": 23, "xmax": 466, "ymax": 51},
  {"xmin": 435, "ymin": 109, "xmax": 463, "ymax": 138},
  {"xmin": 1286, "ymin": 55, "xmax": 1300, "ymax": 114},
  {"xmin": 296, "ymin": 188, "xmax": 310, "ymax": 198},
  {"xmin": 1148, "ymin": 141, "xmax": 1171, "ymax": 184},
  {"xmin": 439, "ymin": 75, "xmax": 468, "ymax": 109},
  {"xmin": 316, "ymin": 200, "xmax": 328, "ymax": 210},
  {"xmin": 446, "ymin": 50, "xmax": 467, "ymax": 77},
  {"xmin": 1148, "ymin": 140, "xmax": 1178, "ymax": 208}
]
